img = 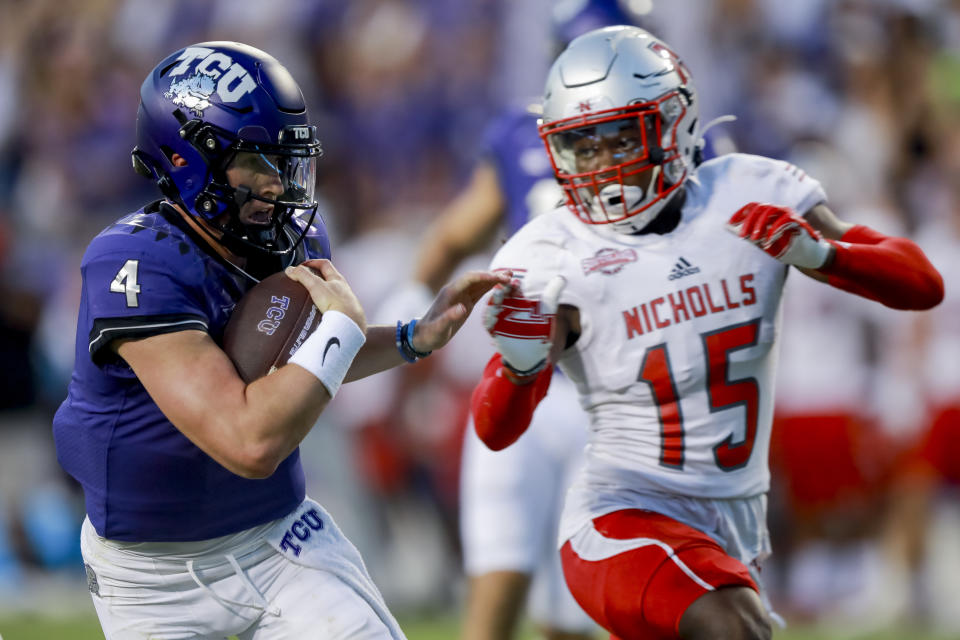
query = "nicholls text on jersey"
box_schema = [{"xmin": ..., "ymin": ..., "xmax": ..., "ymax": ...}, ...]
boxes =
[{"xmin": 623, "ymin": 273, "xmax": 757, "ymax": 338}]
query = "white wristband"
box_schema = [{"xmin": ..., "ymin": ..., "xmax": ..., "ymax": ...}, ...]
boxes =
[
  {"xmin": 780, "ymin": 236, "xmax": 832, "ymax": 269},
  {"xmin": 288, "ymin": 310, "xmax": 366, "ymax": 398}
]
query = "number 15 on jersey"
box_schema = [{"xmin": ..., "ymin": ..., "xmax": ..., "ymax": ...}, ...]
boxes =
[{"xmin": 638, "ymin": 318, "xmax": 761, "ymax": 472}]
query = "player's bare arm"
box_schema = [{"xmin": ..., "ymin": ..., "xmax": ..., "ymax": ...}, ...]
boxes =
[
  {"xmin": 116, "ymin": 329, "xmax": 334, "ymax": 479},
  {"xmin": 117, "ymin": 263, "xmax": 509, "ymax": 478},
  {"xmin": 414, "ymin": 160, "xmax": 506, "ymax": 292},
  {"xmin": 802, "ymin": 202, "xmax": 855, "ymax": 239},
  {"xmin": 115, "ymin": 259, "xmax": 367, "ymax": 479},
  {"xmin": 796, "ymin": 203, "xmax": 854, "ymax": 281},
  {"xmin": 345, "ymin": 268, "xmax": 512, "ymax": 380}
]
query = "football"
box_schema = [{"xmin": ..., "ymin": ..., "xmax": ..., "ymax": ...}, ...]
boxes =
[{"xmin": 222, "ymin": 271, "xmax": 322, "ymax": 382}]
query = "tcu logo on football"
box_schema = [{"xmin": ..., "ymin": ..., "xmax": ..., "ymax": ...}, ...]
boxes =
[
  {"xmin": 164, "ymin": 46, "xmax": 257, "ymax": 116},
  {"xmin": 257, "ymin": 295, "xmax": 290, "ymax": 336}
]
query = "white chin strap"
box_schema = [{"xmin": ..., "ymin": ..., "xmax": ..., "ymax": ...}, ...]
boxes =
[{"xmin": 596, "ymin": 184, "xmax": 645, "ymax": 211}]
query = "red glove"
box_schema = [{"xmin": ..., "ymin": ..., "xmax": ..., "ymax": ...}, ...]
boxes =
[
  {"xmin": 482, "ymin": 275, "xmax": 566, "ymax": 377},
  {"xmin": 727, "ymin": 202, "xmax": 831, "ymax": 269}
]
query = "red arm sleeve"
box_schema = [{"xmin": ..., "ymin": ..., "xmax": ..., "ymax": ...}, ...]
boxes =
[
  {"xmin": 822, "ymin": 225, "xmax": 944, "ymax": 310},
  {"xmin": 470, "ymin": 353, "xmax": 553, "ymax": 451}
]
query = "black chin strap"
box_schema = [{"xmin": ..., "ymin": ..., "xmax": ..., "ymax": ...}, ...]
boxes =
[{"xmin": 219, "ymin": 215, "xmax": 289, "ymax": 256}]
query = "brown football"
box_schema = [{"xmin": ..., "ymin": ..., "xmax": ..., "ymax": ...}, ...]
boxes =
[{"xmin": 222, "ymin": 271, "xmax": 322, "ymax": 383}]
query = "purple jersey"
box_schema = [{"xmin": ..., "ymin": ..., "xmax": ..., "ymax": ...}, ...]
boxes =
[
  {"xmin": 481, "ymin": 107, "xmax": 561, "ymax": 235},
  {"xmin": 53, "ymin": 201, "xmax": 331, "ymax": 541}
]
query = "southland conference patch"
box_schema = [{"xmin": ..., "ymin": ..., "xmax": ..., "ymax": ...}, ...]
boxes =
[{"xmin": 582, "ymin": 247, "xmax": 637, "ymax": 275}]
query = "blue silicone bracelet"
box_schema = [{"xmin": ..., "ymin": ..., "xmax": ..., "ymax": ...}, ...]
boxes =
[
  {"xmin": 395, "ymin": 320, "xmax": 416, "ymax": 363},
  {"xmin": 403, "ymin": 319, "xmax": 432, "ymax": 359}
]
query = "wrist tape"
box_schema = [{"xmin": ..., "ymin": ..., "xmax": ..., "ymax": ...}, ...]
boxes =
[
  {"xmin": 288, "ymin": 310, "xmax": 366, "ymax": 397},
  {"xmin": 781, "ymin": 234, "xmax": 831, "ymax": 269}
]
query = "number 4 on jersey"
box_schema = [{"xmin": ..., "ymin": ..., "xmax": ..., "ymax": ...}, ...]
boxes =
[{"xmin": 110, "ymin": 259, "xmax": 141, "ymax": 307}]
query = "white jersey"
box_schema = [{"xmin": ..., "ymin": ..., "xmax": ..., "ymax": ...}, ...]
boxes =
[{"xmin": 489, "ymin": 153, "xmax": 826, "ymax": 544}]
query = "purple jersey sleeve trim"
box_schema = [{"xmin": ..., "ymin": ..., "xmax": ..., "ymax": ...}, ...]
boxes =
[{"xmin": 88, "ymin": 313, "xmax": 208, "ymax": 365}]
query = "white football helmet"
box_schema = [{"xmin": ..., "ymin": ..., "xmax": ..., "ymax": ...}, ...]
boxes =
[{"xmin": 539, "ymin": 26, "xmax": 699, "ymax": 234}]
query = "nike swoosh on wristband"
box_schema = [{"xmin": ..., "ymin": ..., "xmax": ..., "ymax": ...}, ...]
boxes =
[{"xmin": 321, "ymin": 337, "xmax": 341, "ymax": 365}]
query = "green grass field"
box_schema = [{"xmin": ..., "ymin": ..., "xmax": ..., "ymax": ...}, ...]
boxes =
[{"xmin": 0, "ymin": 612, "xmax": 955, "ymax": 640}]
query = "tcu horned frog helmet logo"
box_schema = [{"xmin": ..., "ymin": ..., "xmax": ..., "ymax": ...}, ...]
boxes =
[{"xmin": 162, "ymin": 46, "xmax": 257, "ymax": 116}]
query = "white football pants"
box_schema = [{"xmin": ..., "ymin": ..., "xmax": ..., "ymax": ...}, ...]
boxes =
[
  {"xmin": 81, "ymin": 498, "xmax": 405, "ymax": 639},
  {"xmin": 460, "ymin": 373, "xmax": 595, "ymax": 633}
]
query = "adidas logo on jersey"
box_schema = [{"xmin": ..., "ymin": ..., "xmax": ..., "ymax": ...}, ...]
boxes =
[{"xmin": 668, "ymin": 257, "xmax": 700, "ymax": 280}]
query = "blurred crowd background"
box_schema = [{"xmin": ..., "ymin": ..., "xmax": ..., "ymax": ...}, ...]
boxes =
[{"xmin": 0, "ymin": 0, "xmax": 959, "ymax": 636}]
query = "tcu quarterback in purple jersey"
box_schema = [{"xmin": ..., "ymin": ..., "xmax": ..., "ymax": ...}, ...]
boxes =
[{"xmin": 54, "ymin": 41, "xmax": 507, "ymax": 639}]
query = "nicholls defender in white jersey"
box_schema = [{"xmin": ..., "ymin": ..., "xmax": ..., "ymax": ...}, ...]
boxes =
[
  {"xmin": 491, "ymin": 152, "xmax": 824, "ymax": 543},
  {"xmin": 471, "ymin": 26, "xmax": 942, "ymax": 640}
]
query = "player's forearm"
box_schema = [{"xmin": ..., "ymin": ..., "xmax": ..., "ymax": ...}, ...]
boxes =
[
  {"xmin": 414, "ymin": 241, "xmax": 470, "ymax": 293},
  {"xmin": 471, "ymin": 354, "xmax": 553, "ymax": 450},
  {"xmin": 819, "ymin": 225, "xmax": 944, "ymax": 310},
  {"xmin": 344, "ymin": 324, "xmax": 410, "ymax": 381},
  {"xmin": 208, "ymin": 312, "xmax": 365, "ymax": 478},
  {"xmin": 414, "ymin": 227, "xmax": 494, "ymax": 293},
  {"xmin": 226, "ymin": 366, "xmax": 334, "ymax": 477},
  {"xmin": 115, "ymin": 331, "xmax": 322, "ymax": 479}
]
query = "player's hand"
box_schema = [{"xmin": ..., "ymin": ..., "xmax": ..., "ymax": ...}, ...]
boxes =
[
  {"xmin": 483, "ymin": 275, "xmax": 566, "ymax": 379},
  {"xmin": 286, "ymin": 259, "xmax": 367, "ymax": 333},
  {"xmin": 411, "ymin": 270, "xmax": 513, "ymax": 352},
  {"xmin": 727, "ymin": 202, "xmax": 831, "ymax": 269}
]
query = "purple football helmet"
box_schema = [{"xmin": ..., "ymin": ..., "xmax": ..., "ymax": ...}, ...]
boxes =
[{"xmin": 132, "ymin": 41, "xmax": 322, "ymax": 257}]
